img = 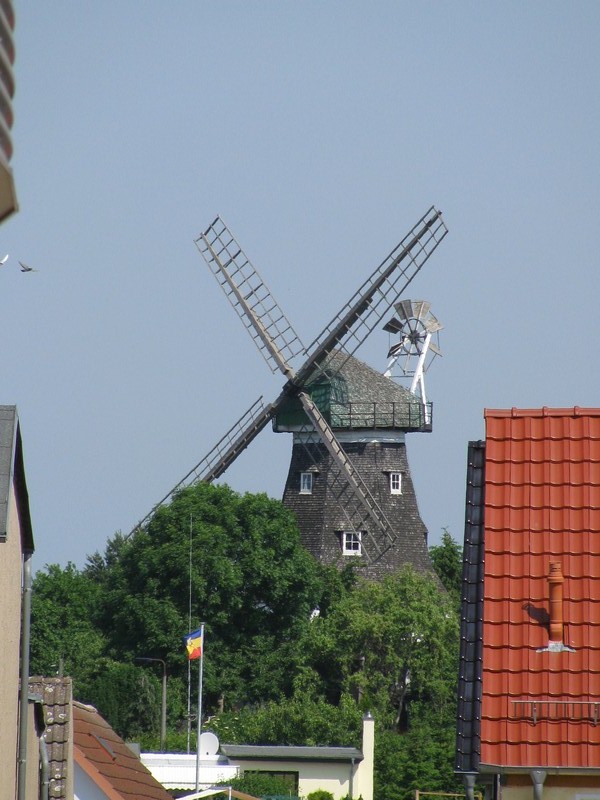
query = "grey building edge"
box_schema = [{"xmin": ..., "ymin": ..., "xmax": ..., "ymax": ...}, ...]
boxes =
[
  {"xmin": 0, "ymin": 405, "xmax": 33, "ymax": 549},
  {"xmin": 455, "ymin": 441, "xmax": 485, "ymax": 789},
  {"xmin": 220, "ymin": 744, "xmax": 363, "ymax": 764}
]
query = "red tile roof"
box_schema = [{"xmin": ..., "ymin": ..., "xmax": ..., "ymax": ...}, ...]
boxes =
[
  {"xmin": 73, "ymin": 702, "xmax": 172, "ymax": 800},
  {"xmin": 481, "ymin": 408, "xmax": 600, "ymax": 769}
]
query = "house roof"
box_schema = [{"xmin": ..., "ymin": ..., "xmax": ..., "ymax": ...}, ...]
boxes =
[
  {"xmin": 73, "ymin": 701, "xmax": 172, "ymax": 800},
  {"xmin": 458, "ymin": 407, "xmax": 600, "ymax": 772},
  {"xmin": 220, "ymin": 743, "xmax": 363, "ymax": 763},
  {"xmin": 0, "ymin": 405, "xmax": 33, "ymax": 549}
]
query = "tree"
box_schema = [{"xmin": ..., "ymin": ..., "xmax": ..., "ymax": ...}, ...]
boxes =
[
  {"xmin": 205, "ymin": 567, "xmax": 461, "ymax": 800},
  {"xmin": 207, "ymin": 693, "xmax": 362, "ymax": 747},
  {"xmin": 375, "ymin": 716, "xmax": 462, "ymax": 800},
  {"xmin": 29, "ymin": 486, "xmax": 463, "ymax": 798},
  {"xmin": 30, "ymin": 562, "xmax": 107, "ymax": 696},
  {"xmin": 84, "ymin": 661, "xmax": 161, "ymax": 740},
  {"xmin": 88, "ymin": 483, "xmax": 326, "ymax": 716},
  {"xmin": 299, "ymin": 566, "xmax": 459, "ymax": 729},
  {"xmin": 429, "ymin": 529, "xmax": 463, "ymax": 606}
]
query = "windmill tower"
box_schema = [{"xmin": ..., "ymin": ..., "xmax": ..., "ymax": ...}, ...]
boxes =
[
  {"xmin": 129, "ymin": 209, "xmax": 448, "ymax": 575},
  {"xmin": 278, "ymin": 349, "xmax": 434, "ymax": 579}
]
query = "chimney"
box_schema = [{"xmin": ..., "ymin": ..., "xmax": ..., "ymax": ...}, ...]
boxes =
[
  {"xmin": 353, "ymin": 712, "xmax": 374, "ymax": 800},
  {"xmin": 536, "ymin": 560, "xmax": 574, "ymax": 653},
  {"xmin": 548, "ymin": 561, "xmax": 564, "ymax": 643}
]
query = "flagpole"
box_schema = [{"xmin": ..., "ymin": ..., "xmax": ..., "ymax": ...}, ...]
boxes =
[
  {"xmin": 187, "ymin": 515, "xmax": 193, "ymax": 754},
  {"xmin": 195, "ymin": 621, "xmax": 205, "ymax": 792}
]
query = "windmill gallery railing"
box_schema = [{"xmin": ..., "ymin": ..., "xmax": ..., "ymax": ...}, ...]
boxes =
[{"xmin": 329, "ymin": 400, "xmax": 433, "ymax": 432}]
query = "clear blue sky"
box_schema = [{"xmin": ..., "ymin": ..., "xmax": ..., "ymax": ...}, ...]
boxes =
[{"xmin": 4, "ymin": 2, "xmax": 600, "ymax": 571}]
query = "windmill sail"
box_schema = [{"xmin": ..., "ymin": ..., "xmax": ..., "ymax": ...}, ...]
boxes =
[
  {"xmin": 303, "ymin": 207, "xmax": 447, "ymax": 375},
  {"xmin": 196, "ymin": 217, "xmax": 307, "ymax": 378},
  {"xmin": 128, "ymin": 396, "xmax": 274, "ymax": 535}
]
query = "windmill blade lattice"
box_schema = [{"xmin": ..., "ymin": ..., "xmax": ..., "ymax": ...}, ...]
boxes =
[
  {"xmin": 303, "ymin": 207, "xmax": 447, "ymax": 378},
  {"xmin": 128, "ymin": 396, "xmax": 274, "ymax": 535},
  {"xmin": 196, "ymin": 217, "xmax": 307, "ymax": 378},
  {"xmin": 197, "ymin": 209, "xmax": 446, "ymax": 393}
]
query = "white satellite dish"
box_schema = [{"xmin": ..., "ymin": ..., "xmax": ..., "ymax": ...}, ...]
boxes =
[{"xmin": 199, "ymin": 731, "xmax": 220, "ymax": 757}]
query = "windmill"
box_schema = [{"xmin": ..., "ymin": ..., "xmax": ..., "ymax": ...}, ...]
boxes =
[{"xmin": 129, "ymin": 208, "xmax": 448, "ymax": 570}]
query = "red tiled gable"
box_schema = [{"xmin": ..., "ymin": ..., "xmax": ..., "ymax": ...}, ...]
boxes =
[
  {"xmin": 481, "ymin": 408, "xmax": 600, "ymax": 770},
  {"xmin": 73, "ymin": 702, "xmax": 172, "ymax": 800}
]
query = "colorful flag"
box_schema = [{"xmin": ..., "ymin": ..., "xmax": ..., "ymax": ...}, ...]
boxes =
[{"xmin": 183, "ymin": 627, "xmax": 203, "ymax": 660}]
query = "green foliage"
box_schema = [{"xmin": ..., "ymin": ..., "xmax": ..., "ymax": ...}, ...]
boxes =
[
  {"xmin": 88, "ymin": 483, "xmax": 325, "ymax": 715},
  {"xmin": 217, "ymin": 772, "xmax": 298, "ymax": 799},
  {"xmin": 375, "ymin": 708, "xmax": 463, "ymax": 800},
  {"xmin": 81, "ymin": 661, "xmax": 160, "ymax": 740},
  {"xmin": 206, "ymin": 565, "xmax": 460, "ymax": 800},
  {"xmin": 429, "ymin": 529, "xmax": 463, "ymax": 606},
  {"xmin": 306, "ymin": 791, "xmax": 335, "ymax": 800},
  {"xmin": 299, "ymin": 566, "xmax": 459, "ymax": 728},
  {"xmin": 207, "ymin": 693, "xmax": 362, "ymax": 747},
  {"xmin": 30, "ymin": 485, "xmax": 463, "ymax": 800},
  {"xmin": 30, "ymin": 562, "xmax": 107, "ymax": 695}
]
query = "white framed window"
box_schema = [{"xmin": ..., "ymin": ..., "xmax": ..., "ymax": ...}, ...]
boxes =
[
  {"xmin": 342, "ymin": 531, "xmax": 362, "ymax": 556},
  {"xmin": 390, "ymin": 472, "xmax": 402, "ymax": 494},
  {"xmin": 300, "ymin": 472, "xmax": 313, "ymax": 494}
]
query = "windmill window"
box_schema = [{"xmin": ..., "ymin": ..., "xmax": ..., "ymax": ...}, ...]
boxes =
[
  {"xmin": 300, "ymin": 472, "xmax": 313, "ymax": 494},
  {"xmin": 390, "ymin": 472, "xmax": 402, "ymax": 494},
  {"xmin": 342, "ymin": 531, "xmax": 362, "ymax": 556}
]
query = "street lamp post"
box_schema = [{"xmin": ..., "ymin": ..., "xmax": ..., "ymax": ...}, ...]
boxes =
[{"xmin": 135, "ymin": 657, "xmax": 167, "ymax": 752}]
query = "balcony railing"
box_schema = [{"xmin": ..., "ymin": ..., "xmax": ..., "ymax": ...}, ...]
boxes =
[
  {"xmin": 512, "ymin": 700, "xmax": 600, "ymax": 726},
  {"xmin": 330, "ymin": 401, "xmax": 433, "ymax": 432}
]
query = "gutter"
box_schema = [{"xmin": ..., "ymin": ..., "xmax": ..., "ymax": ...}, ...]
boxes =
[
  {"xmin": 39, "ymin": 736, "xmax": 49, "ymax": 800},
  {"xmin": 17, "ymin": 550, "xmax": 33, "ymax": 800}
]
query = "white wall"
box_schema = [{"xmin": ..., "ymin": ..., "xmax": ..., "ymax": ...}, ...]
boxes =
[
  {"xmin": 499, "ymin": 775, "xmax": 600, "ymax": 800},
  {"xmin": 74, "ymin": 762, "xmax": 109, "ymax": 800},
  {"xmin": 141, "ymin": 753, "xmax": 239, "ymax": 791}
]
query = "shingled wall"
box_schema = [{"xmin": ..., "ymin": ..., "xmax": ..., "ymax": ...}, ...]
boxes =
[{"xmin": 282, "ymin": 437, "xmax": 432, "ymax": 580}]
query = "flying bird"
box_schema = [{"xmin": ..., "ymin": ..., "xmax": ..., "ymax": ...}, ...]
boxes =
[
  {"xmin": 19, "ymin": 261, "xmax": 38, "ymax": 273},
  {"xmin": 0, "ymin": 254, "xmax": 8, "ymax": 265}
]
